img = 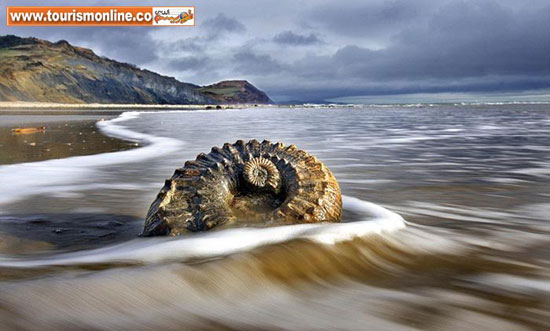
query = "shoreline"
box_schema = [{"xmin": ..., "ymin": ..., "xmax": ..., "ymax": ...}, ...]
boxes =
[
  {"xmin": 0, "ymin": 101, "xmax": 274, "ymax": 111},
  {"xmin": 2, "ymin": 101, "xmax": 550, "ymax": 112}
]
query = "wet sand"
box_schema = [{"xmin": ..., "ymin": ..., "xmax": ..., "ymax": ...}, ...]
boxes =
[
  {"xmin": 0, "ymin": 113, "xmax": 143, "ymax": 256},
  {"xmin": 0, "ymin": 113, "xmax": 138, "ymax": 165}
]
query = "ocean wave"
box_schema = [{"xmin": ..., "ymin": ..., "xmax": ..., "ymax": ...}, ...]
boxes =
[
  {"xmin": 302, "ymin": 101, "xmax": 550, "ymax": 108},
  {"xmin": 0, "ymin": 109, "xmax": 406, "ymax": 267},
  {"xmin": 0, "ymin": 195, "xmax": 405, "ymax": 268}
]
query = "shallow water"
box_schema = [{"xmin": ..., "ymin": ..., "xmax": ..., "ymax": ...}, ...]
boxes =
[
  {"xmin": 0, "ymin": 105, "xmax": 549, "ymax": 330},
  {"xmin": 0, "ymin": 114, "xmax": 136, "ymax": 164}
]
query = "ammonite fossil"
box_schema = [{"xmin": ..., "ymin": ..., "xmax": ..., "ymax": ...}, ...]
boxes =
[{"xmin": 142, "ymin": 139, "xmax": 342, "ymax": 236}]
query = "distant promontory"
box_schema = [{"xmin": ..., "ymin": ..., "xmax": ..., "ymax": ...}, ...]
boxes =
[{"xmin": 0, "ymin": 35, "xmax": 272, "ymax": 105}]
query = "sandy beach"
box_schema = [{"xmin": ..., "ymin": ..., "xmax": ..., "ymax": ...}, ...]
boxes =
[{"xmin": 0, "ymin": 101, "xmax": 272, "ymax": 111}]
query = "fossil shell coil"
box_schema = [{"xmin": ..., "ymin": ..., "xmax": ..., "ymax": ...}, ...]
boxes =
[
  {"xmin": 243, "ymin": 157, "xmax": 282, "ymax": 193},
  {"xmin": 142, "ymin": 139, "xmax": 342, "ymax": 236}
]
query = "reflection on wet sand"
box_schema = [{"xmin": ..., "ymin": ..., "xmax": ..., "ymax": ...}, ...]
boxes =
[{"xmin": 0, "ymin": 114, "xmax": 137, "ymax": 165}]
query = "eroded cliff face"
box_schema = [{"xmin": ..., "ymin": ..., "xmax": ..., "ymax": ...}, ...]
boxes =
[{"xmin": 0, "ymin": 35, "xmax": 272, "ymax": 105}]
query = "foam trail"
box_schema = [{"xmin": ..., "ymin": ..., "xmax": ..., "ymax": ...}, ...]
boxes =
[
  {"xmin": 0, "ymin": 112, "xmax": 183, "ymax": 206},
  {"xmin": 0, "ymin": 195, "xmax": 405, "ymax": 268}
]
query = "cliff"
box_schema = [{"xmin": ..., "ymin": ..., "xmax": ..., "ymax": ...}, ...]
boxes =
[{"xmin": 0, "ymin": 35, "xmax": 272, "ymax": 105}]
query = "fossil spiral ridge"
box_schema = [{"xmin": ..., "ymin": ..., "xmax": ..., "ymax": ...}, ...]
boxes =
[{"xmin": 142, "ymin": 139, "xmax": 342, "ymax": 236}]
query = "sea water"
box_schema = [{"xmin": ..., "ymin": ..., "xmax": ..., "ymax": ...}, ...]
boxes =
[{"xmin": 0, "ymin": 105, "xmax": 548, "ymax": 330}]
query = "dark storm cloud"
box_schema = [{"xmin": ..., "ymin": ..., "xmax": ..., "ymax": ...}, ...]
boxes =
[
  {"xmin": 305, "ymin": 0, "xmax": 429, "ymax": 38},
  {"xmin": 2, "ymin": 0, "xmax": 550, "ymax": 101},
  {"xmin": 169, "ymin": 56, "xmax": 210, "ymax": 69},
  {"xmin": 29, "ymin": 27, "xmax": 159, "ymax": 65},
  {"xmin": 166, "ymin": 13, "xmax": 246, "ymax": 55},
  {"xmin": 59, "ymin": 27, "xmax": 159, "ymax": 64},
  {"xmin": 163, "ymin": 13, "xmax": 248, "ymax": 78},
  {"xmin": 270, "ymin": 0, "xmax": 550, "ymax": 100},
  {"xmin": 203, "ymin": 13, "xmax": 246, "ymax": 34},
  {"xmin": 272, "ymin": 31, "xmax": 321, "ymax": 45},
  {"xmin": 270, "ymin": 75, "xmax": 550, "ymax": 101},
  {"xmin": 232, "ymin": 50, "xmax": 282, "ymax": 75}
]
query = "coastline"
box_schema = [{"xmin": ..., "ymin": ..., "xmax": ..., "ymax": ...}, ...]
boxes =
[
  {"xmin": 2, "ymin": 101, "xmax": 549, "ymax": 113},
  {"xmin": 0, "ymin": 101, "xmax": 273, "ymax": 112}
]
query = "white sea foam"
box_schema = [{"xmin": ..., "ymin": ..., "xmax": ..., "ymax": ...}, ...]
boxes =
[
  {"xmin": 0, "ymin": 195, "xmax": 406, "ymax": 267},
  {"xmin": 338, "ymin": 179, "xmax": 394, "ymax": 184},
  {"xmin": 0, "ymin": 112, "xmax": 183, "ymax": 206},
  {"xmin": 397, "ymin": 201, "xmax": 517, "ymax": 225},
  {"xmin": 477, "ymin": 125, "xmax": 503, "ymax": 130}
]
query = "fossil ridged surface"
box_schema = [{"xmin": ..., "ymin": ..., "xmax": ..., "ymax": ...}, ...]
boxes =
[{"xmin": 143, "ymin": 139, "xmax": 342, "ymax": 236}]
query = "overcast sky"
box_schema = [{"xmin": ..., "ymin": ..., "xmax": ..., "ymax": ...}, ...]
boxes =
[{"xmin": 3, "ymin": 0, "xmax": 550, "ymax": 102}]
